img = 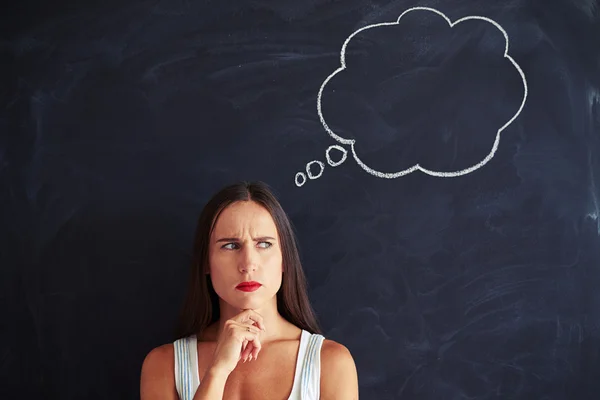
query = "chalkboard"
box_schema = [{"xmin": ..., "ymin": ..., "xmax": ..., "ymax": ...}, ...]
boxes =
[{"xmin": 3, "ymin": 0, "xmax": 600, "ymax": 399}]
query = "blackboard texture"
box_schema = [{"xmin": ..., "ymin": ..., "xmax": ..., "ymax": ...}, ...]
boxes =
[{"xmin": 3, "ymin": 0, "xmax": 600, "ymax": 399}]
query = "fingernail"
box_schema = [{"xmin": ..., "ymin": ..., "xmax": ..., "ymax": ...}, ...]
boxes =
[{"xmin": 249, "ymin": 355, "xmax": 253, "ymax": 361}]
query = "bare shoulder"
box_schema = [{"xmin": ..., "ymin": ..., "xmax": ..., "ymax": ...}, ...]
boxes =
[
  {"xmin": 320, "ymin": 339, "xmax": 359, "ymax": 399},
  {"xmin": 140, "ymin": 343, "xmax": 178, "ymax": 400}
]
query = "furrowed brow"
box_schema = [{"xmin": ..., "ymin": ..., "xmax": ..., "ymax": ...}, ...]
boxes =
[{"xmin": 215, "ymin": 236, "xmax": 276, "ymax": 243}]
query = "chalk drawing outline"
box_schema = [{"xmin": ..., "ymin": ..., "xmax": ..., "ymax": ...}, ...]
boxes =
[
  {"xmin": 295, "ymin": 172, "xmax": 307, "ymax": 187},
  {"xmin": 316, "ymin": 6, "xmax": 529, "ymax": 178},
  {"xmin": 295, "ymin": 145, "xmax": 349, "ymax": 187},
  {"xmin": 326, "ymin": 145, "xmax": 348, "ymax": 167},
  {"xmin": 307, "ymin": 160, "xmax": 325, "ymax": 179}
]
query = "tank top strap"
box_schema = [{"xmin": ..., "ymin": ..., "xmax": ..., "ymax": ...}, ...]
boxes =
[
  {"xmin": 300, "ymin": 333, "xmax": 325, "ymax": 399},
  {"xmin": 173, "ymin": 335, "xmax": 199, "ymax": 400}
]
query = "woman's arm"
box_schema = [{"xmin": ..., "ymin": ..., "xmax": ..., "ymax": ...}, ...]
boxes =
[
  {"xmin": 140, "ymin": 345, "xmax": 178, "ymax": 400},
  {"xmin": 140, "ymin": 344, "xmax": 230, "ymax": 400},
  {"xmin": 191, "ymin": 368, "xmax": 229, "ymax": 400},
  {"xmin": 320, "ymin": 340, "xmax": 359, "ymax": 400}
]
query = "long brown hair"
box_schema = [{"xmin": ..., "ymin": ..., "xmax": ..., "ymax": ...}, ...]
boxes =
[{"xmin": 174, "ymin": 181, "xmax": 322, "ymax": 340}]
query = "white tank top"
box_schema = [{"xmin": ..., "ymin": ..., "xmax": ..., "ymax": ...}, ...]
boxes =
[{"xmin": 173, "ymin": 329, "xmax": 325, "ymax": 400}]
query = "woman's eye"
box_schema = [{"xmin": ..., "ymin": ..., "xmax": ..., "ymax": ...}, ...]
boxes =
[{"xmin": 221, "ymin": 242, "xmax": 271, "ymax": 250}]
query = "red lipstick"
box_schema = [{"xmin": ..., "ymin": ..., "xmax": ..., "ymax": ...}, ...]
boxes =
[{"xmin": 236, "ymin": 281, "xmax": 262, "ymax": 292}]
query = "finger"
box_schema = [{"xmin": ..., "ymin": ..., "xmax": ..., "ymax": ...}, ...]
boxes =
[
  {"xmin": 234, "ymin": 324, "xmax": 261, "ymax": 350},
  {"xmin": 242, "ymin": 342, "xmax": 254, "ymax": 361},
  {"xmin": 240, "ymin": 310, "xmax": 267, "ymax": 332},
  {"xmin": 238, "ymin": 331, "xmax": 258, "ymax": 362},
  {"xmin": 241, "ymin": 322, "xmax": 261, "ymax": 336},
  {"xmin": 230, "ymin": 321, "xmax": 261, "ymax": 336},
  {"xmin": 239, "ymin": 329, "xmax": 261, "ymax": 360},
  {"xmin": 247, "ymin": 340, "xmax": 258, "ymax": 361},
  {"xmin": 248, "ymin": 332, "xmax": 261, "ymax": 358},
  {"xmin": 247, "ymin": 340, "xmax": 260, "ymax": 361},
  {"xmin": 227, "ymin": 320, "xmax": 262, "ymax": 360},
  {"xmin": 238, "ymin": 309, "xmax": 265, "ymax": 329}
]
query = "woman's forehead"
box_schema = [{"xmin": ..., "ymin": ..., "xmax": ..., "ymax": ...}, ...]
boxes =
[{"xmin": 212, "ymin": 201, "xmax": 278, "ymax": 235}]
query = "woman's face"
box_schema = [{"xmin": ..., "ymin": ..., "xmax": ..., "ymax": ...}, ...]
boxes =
[{"xmin": 208, "ymin": 200, "xmax": 283, "ymax": 310}]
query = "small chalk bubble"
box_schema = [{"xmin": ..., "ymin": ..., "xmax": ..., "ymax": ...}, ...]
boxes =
[
  {"xmin": 306, "ymin": 160, "xmax": 324, "ymax": 179},
  {"xmin": 295, "ymin": 172, "xmax": 307, "ymax": 187},
  {"xmin": 326, "ymin": 145, "xmax": 347, "ymax": 167}
]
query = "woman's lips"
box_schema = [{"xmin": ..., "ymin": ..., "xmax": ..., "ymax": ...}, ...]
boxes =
[
  {"xmin": 236, "ymin": 285, "xmax": 260, "ymax": 292},
  {"xmin": 236, "ymin": 283, "xmax": 261, "ymax": 292}
]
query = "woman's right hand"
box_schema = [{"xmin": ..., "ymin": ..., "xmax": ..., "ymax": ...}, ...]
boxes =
[{"xmin": 209, "ymin": 309, "xmax": 266, "ymax": 376}]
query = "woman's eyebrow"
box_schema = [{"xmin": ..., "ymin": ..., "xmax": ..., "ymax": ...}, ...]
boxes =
[
  {"xmin": 254, "ymin": 236, "xmax": 276, "ymax": 241},
  {"xmin": 215, "ymin": 236, "xmax": 276, "ymax": 243}
]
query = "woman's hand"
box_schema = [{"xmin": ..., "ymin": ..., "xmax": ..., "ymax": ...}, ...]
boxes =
[{"xmin": 208, "ymin": 309, "xmax": 266, "ymax": 376}]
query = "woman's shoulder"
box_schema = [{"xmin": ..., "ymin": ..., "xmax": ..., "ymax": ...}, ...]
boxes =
[
  {"xmin": 140, "ymin": 343, "xmax": 178, "ymax": 399},
  {"xmin": 144, "ymin": 342, "xmax": 175, "ymax": 364},
  {"xmin": 319, "ymin": 338, "xmax": 359, "ymax": 399},
  {"xmin": 142, "ymin": 333, "xmax": 196, "ymax": 364},
  {"xmin": 141, "ymin": 342, "xmax": 175, "ymax": 379},
  {"xmin": 320, "ymin": 338, "xmax": 353, "ymax": 364}
]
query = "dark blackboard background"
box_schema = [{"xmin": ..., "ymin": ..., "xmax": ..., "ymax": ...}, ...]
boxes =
[{"xmin": 2, "ymin": 0, "xmax": 600, "ymax": 399}]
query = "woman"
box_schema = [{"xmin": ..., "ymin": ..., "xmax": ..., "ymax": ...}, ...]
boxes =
[{"xmin": 140, "ymin": 181, "xmax": 359, "ymax": 399}]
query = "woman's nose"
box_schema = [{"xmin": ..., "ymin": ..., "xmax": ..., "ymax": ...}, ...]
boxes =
[{"xmin": 239, "ymin": 246, "xmax": 258, "ymax": 272}]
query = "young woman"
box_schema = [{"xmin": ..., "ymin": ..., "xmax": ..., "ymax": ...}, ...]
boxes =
[{"xmin": 140, "ymin": 181, "xmax": 359, "ymax": 399}]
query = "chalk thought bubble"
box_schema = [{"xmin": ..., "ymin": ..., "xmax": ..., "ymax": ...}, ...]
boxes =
[{"xmin": 295, "ymin": 7, "xmax": 528, "ymax": 187}]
